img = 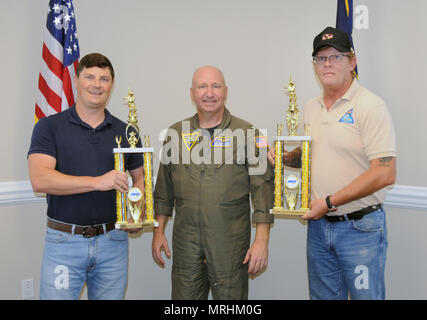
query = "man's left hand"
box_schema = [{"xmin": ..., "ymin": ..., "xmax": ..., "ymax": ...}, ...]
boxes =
[{"xmin": 243, "ymin": 239, "xmax": 268, "ymax": 275}]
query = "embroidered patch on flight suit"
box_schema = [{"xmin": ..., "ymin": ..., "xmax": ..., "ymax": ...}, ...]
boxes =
[
  {"xmin": 182, "ymin": 132, "xmax": 200, "ymax": 151},
  {"xmin": 255, "ymin": 136, "xmax": 268, "ymax": 148},
  {"xmin": 339, "ymin": 108, "xmax": 355, "ymax": 124},
  {"xmin": 211, "ymin": 136, "xmax": 232, "ymax": 147}
]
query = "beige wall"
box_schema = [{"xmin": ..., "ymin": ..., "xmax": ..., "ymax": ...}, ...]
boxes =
[{"xmin": 0, "ymin": 0, "xmax": 426, "ymax": 299}]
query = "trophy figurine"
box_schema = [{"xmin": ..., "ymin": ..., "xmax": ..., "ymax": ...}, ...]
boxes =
[
  {"xmin": 114, "ymin": 89, "xmax": 159, "ymax": 229},
  {"xmin": 271, "ymin": 78, "xmax": 312, "ymax": 216},
  {"xmin": 284, "ymin": 175, "xmax": 299, "ymax": 211},
  {"xmin": 127, "ymin": 187, "xmax": 143, "ymax": 223}
]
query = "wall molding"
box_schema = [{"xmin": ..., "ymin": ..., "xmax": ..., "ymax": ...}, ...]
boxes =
[
  {"xmin": 383, "ymin": 184, "xmax": 427, "ymax": 211},
  {"xmin": 0, "ymin": 180, "xmax": 426, "ymax": 211},
  {"xmin": 0, "ymin": 181, "xmax": 45, "ymax": 206}
]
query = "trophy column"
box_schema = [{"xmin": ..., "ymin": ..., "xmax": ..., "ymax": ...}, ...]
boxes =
[
  {"xmin": 114, "ymin": 136, "xmax": 127, "ymax": 224},
  {"xmin": 143, "ymin": 136, "xmax": 156, "ymax": 224},
  {"xmin": 271, "ymin": 79, "xmax": 311, "ymax": 216},
  {"xmin": 273, "ymin": 124, "xmax": 283, "ymax": 210},
  {"xmin": 300, "ymin": 125, "xmax": 310, "ymax": 210}
]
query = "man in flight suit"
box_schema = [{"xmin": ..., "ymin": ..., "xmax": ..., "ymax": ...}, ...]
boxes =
[{"xmin": 152, "ymin": 66, "xmax": 274, "ymax": 299}]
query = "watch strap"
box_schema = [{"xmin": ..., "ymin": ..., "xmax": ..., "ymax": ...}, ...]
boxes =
[{"xmin": 326, "ymin": 195, "xmax": 337, "ymax": 212}]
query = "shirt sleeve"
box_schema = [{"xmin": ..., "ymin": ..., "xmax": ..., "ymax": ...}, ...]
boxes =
[
  {"xmin": 27, "ymin": 117, "xmax": 57, "ymax": 159},
  {"xmin": 250, "ymin": 169, "xmax": 275, "ymax": 224},
  {"xmin": 153, "ymin": 161, "xmax": 175, "ymax": 217},
  {"xmin": 248, "ymin": 127, "xmax": 274, "ymax": 224},
  {"xmin": 358, "ymin": 101, "xmax": 397, "ymax": 160},
  {"xmin": 153, "ymin": 130, "xmax": 177, "ymax": 217}
]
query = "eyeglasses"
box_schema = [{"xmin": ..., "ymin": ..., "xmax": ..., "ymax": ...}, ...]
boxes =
[{"xmin": 313, "ymin": 54, "xmax": 350, "ymax": 65}]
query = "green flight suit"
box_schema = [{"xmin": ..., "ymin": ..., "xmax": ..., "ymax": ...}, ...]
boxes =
[{"xmin": 154, "ymin": 108, "xmax": 274, "ymax": 300}]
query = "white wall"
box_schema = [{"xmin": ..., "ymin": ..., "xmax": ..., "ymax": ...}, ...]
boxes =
[{"xmin": 0, "ymin": 0, "xmax": 426, "ymax": 299}]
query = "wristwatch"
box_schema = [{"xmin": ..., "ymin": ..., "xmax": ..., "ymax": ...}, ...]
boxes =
[{"xmin": 325, "ymin": 195, "xmax": 338, "ymax": 212}]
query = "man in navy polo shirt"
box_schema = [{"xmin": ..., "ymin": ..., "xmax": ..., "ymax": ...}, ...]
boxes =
[{"xmin": 28, "ymin": 53, "xmax": 144, "ymax": 300}]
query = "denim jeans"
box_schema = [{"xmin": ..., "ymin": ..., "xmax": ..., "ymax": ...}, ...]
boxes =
[
  {"xmin": 307, "ymin": 208, "xmax": 388, "ymax": 300},
  {"xmin": 40, "ymin": 226, "xmax": 129, "ymax": 300}
]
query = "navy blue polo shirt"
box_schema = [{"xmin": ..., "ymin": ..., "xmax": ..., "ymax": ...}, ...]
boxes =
[{"xmin": 28, "ymin": 105, "xmax": 143, "ymax": 225}]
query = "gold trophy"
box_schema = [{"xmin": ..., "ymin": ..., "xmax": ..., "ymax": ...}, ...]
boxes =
[
  {"xmin": 271, "ymin": 78, "xmax": 311, "ymax": 215},
  {"xmin": 114, "ymin": 89, "xmax": 159, "ymax": 229}
]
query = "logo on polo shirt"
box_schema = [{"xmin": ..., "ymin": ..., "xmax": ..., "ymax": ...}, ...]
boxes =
[{"xmin": 339, "ymin": 108, "xmax": 354, "ymax": 124}]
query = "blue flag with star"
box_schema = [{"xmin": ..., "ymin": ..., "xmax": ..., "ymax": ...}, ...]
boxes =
[{"xmin": 336, "ymin": 0, "xmax": 358, "ymax": 76}]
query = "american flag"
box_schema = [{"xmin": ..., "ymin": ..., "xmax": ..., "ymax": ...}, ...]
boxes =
[{"xmin": 35, "ymin": 0, "xmax": 80, "ymax": 122}]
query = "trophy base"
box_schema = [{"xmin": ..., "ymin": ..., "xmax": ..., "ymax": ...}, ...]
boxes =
[
  {"xmin": 141, "ymin": 219, "xmax": 159, "ymax": 227},
  {"xmin": 115, "ymin": 220, "xmax": 159, "ymax": 229},
  {"xmin": 271, "ymin": 207, "xmax": 309, "ymax": 216}
]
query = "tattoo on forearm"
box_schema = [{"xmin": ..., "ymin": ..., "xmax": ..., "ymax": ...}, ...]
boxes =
[{"xmin": 379, "ymin": 157, "xmax": 393, "ymax": 167}]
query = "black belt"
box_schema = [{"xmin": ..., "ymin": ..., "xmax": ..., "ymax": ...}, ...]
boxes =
[
  {"xmin": 47, "ymin": 219, "xmax": 115, "ymax": 238},
  {"xmin": 324, "ymin": 204, "xmax": 382, "ymax": 223}
]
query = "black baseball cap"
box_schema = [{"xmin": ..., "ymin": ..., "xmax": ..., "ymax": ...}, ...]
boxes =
[{"xmin": 312, "ymin": 26, "xmax": 353, "ymax": 56}]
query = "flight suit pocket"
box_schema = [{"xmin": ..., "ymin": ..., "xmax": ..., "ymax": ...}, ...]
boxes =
[
  {"xmin": 219, "ymin": 195, "xmax": 249, "ymax": 208},
  {"xmin": 216, "ymin": 163, "xmax": 249, "ymax": 204},
  {"xmin": 170, "ymin": 164, "xmax": 192, "ymax": 200},
  {"xmin": 218, "ymin": 195, "xmax": 251, "ymax": 238}
]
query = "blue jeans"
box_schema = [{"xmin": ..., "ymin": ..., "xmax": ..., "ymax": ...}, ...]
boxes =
[
  {"xmin": 307, "ymin": 208, "xmax": 388, "ymax": 300},
  {"xmin": 40, "ymin": 226, "xmax": 129, "ymax": 300}
]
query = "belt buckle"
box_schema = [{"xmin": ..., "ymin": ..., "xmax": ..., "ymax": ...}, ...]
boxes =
[{"xmin": 82, "ymin": 226, "xmax": 100, "ymax": 238}]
